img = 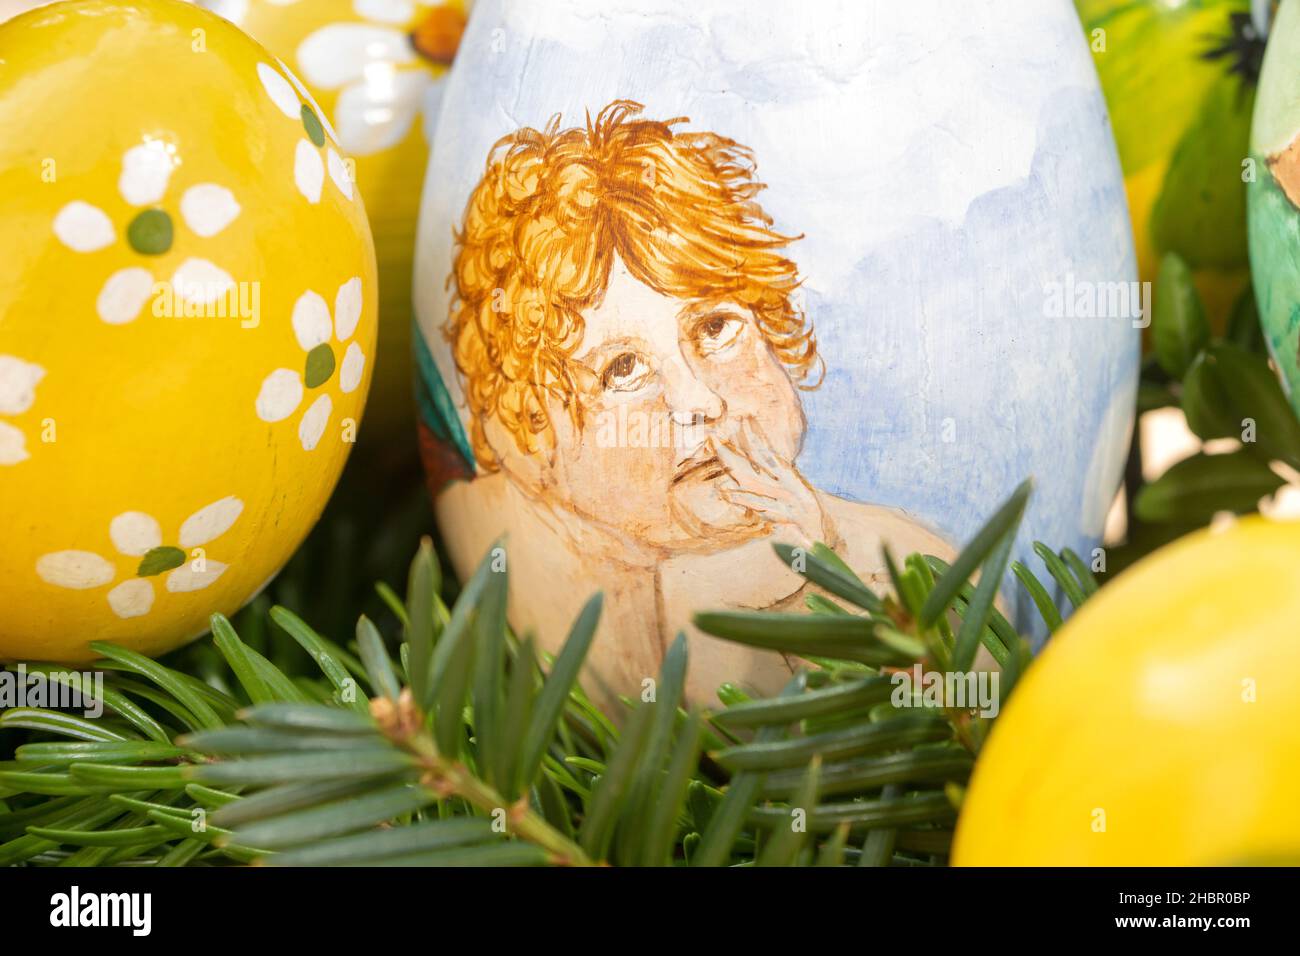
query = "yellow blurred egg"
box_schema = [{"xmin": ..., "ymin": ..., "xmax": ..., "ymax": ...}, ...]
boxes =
[
  {"xmin": 0, "ymin": 0, "xmax": 377, "ymax": 661},
  {"xmin": 200, "ymin": 0, "xmax": 468, "ymax": 460},
  {"xmin": 954, "ymin": 515, "xmax": 1300, "ymax": 865}
]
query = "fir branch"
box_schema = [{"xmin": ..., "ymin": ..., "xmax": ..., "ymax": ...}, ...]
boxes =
[{"xmin": 0, "ymin": 480, "xmax": 1084, "ymax": 867}]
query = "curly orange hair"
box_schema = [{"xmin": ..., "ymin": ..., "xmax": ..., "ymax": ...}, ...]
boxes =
[{"xmin": 446, "ymin": 100, "xmax": 820, "ymax": 470}]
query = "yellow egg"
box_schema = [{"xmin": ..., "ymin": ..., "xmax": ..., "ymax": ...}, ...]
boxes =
[
  {"xmin": 199, "ymin": 0, "xmax": 468, "ymax": 458},
  {"xmin": 954, "ymin": 515, "xmax": 1300, "ymax": 865},
  {"xmin": 0, "ymin": 0, "xmax": 377, "ymax": 662}
]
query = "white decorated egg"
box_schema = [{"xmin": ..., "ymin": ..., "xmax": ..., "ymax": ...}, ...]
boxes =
[{"xmin": 412, "ymin": 0, "xmax": 1138, "ymax": 710}]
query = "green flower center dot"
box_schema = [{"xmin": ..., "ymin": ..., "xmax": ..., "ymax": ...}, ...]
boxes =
[
  {"xmin": 138, "ymin": 546, "xmax": 186, "ymax": 578},
  {"xmin": 301, "ymin": 104, "xmax": 326, "ymax": 148},
  {"xmin": 304, "ymin": 343, "xmax": 336, "ymax": 388},
  {"xmin": 127, "ymin": 208, "xmax": 174, "ymax": 255}
]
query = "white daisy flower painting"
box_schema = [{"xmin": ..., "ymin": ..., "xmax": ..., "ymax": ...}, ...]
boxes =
[
  {"xmin": 255, "ymin": 278, "xmax": 367, "ymax": 451},
  {"xmin": 51, "ymin": 141, "xmax": 241, "ymax": 325},
  {"xmin": 36, "ymin": 497, "xmax": 245, "ymax": 620}
]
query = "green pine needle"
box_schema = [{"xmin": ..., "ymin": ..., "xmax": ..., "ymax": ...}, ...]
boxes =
[{"xmin": 0, "ymin": 479, "xmax": 1083, "ymax": 867}]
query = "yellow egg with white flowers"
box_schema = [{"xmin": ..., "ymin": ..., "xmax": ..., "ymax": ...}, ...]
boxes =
[
  {"xmin": 0, "ymin": 0, "xmax": 377, "ymax": 661},
  {"xmin": 199, "ymin": 0, "xmax": 470, "ymax": 464}
]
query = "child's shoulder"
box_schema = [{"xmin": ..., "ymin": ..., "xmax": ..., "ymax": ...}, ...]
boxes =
[{"xmin": 817, "ymin": 494, "xmax": 955, "ymax": 570}]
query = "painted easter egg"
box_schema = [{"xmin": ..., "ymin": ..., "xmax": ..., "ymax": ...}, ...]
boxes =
[
  {"xmin": 412, "ymin": 0, "xmax": 1139, "ymax": 711},
  {"xmin": 1077, "ymin": 0, "xmax": 1264, "ymax": 325},
  {"xmin": 200, "ymin": 0, "xmax": 468, "ymax": 464},
  {"xmin": 1249, "ymin": 0, "xmax": 1300, "ymax": 418},
  {"xmin": 0, "ymin": 0, "xmax": 377, "ymax": 661},
  {"xmin": 954, "ymin": 515, "xmax": 1300, "ymax": 865}
]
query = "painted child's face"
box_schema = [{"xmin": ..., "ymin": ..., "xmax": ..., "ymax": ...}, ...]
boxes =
[{"xmin": 532, "ymin": 256, "xmax": 806, "ymax": 550}]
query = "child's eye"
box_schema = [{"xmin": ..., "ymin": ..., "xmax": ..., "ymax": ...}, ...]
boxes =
[
  {"xmin": 694, "ymin": 312, "xmax": 744, "ymax": 354},
  {"xmin": 601, "ymin": 351, "xmax": 652, "ymax": 392}
]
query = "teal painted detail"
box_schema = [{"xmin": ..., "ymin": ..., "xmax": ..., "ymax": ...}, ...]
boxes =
[
  {"xmin": 413, "ymin": 319, "xmax": 476, "ymax": 471},
  {"xmin": 1248, "ymin": 154, "xmax": 1300, "ymax": 409}
]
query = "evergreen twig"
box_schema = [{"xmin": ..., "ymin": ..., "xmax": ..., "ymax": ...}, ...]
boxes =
[{"xmin": 0, "ymin": 482, "xmax": 1082, "ymax": 866}]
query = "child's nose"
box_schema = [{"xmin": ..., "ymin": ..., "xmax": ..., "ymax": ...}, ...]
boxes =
[{"xmin": 662, "ymin": 357, "xmax": 724, "ymax": 424}]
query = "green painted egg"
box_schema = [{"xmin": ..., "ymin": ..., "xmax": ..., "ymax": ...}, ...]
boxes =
[
  {"xmin": 1249, "ymin": 0, "xmax": 1300, "ymax": 412},
  {"xmin": 1079, "ymin": 0, "xmax": 1264, "ymax": 325}
]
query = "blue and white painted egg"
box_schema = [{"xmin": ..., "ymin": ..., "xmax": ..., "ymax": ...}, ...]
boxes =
[{"xmin": 413, "ymin": 0, "xmax": 1139, "ymax": 710}]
